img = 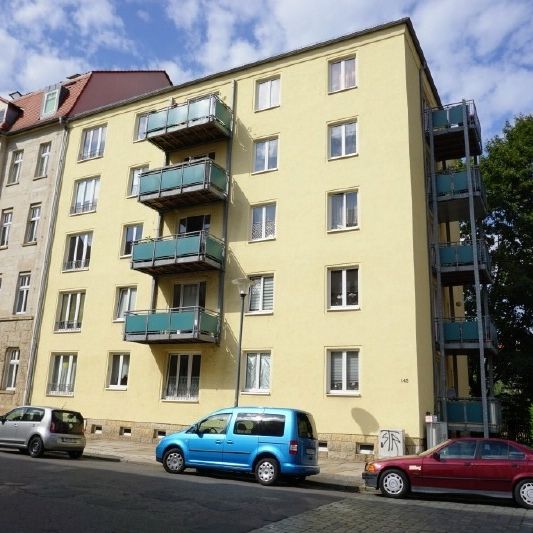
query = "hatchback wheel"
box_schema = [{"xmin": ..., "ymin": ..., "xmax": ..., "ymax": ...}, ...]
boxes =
[
  {"xmin": 255, "ymin": 457, "xmax": 279, "ymax": 486},
  {"xmin": 163, "ymin": 448, "xmax": 185, "ymax": 474},
  {"xmin": 28, "ymin": 436, "xmax": 44, "ymax": 458},
  {"xmin": 379, "ymin": 469, "xmax": 409, "ymax": 498},
  {"xmin": 514, "ymin": 478, "xmax": 533, "ymax": 509}
]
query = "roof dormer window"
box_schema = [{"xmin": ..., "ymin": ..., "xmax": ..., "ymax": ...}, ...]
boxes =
[{"xmin": 41, "ymin": 89, "xmax": 60, "ymax": 118}]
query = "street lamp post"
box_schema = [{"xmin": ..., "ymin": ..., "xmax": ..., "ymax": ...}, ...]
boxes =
[{"xmin": 232, "ymin": 277, "xmax": 251, "ymax": 407}]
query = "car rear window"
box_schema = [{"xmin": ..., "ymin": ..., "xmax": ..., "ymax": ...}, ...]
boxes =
[
  {"xmin": 52, "ymin": 410, "xmax": 84, "ymax": 435},
  {"xmin": 260, "ymin": 414, "xmax": 285, "ymax": 437},
  {"xmin": 297, "ymin": 412, "xmax": 317, "ymax": 439},
  {"xmin": 233, "ymin": 413, "xmax": 286, "ymax": 437}
]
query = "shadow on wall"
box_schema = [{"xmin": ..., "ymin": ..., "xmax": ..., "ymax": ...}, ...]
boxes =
[{"xmin": 351, "ymin": 407, "xmax": 379, "ymax": 435}]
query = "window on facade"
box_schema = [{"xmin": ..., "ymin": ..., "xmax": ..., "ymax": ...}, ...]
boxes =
[
  {"xmin": 107, "ymin": 353, "xmax": 130, "ymax": 389},
  {"xmin": 35, "ymin": 142, "xmax": 51, "ymax": 178},
  {"xmin": 128, "ymin": 165, "xmax": 148, "ymax": 197},
  {"xmin": 24, "ymin": 204, "xmax": 41, "ymax": 244},
  {"xmin": 248, "ymin": 275, "xmax": 274, "ymax": 312},
  {"xmin": 255, "ymin": 77, "xmax": 280, "ymax": 111},
  {"xmin": 55, "ymin": 291, "xmax": 85, "ymax": 331},
  {"xmin": 79, "ymin": 125, "xmax": 106, "ymax": 160},
  {"xmin": 1, "ymin": 209, "xmax": 13, "ymax": 247},
  {"xmin": 253, "ymin": 138, "xmax": 278, "ymax": 172},
  {"xmin": 328, "ymin": 267, "xmax": 358, "ymax": 308},
  {"xmin": 122, "ymin": 224, "xmax": 143, "ymax": 256},
  {"xmin": 251, "ymin": 204, "xmax": 276, "ymax": 240},
  {"xmin": 178, "ymin": 215, "xmax": 210, "ymax": 235},
  {"xmin": 329, "ymin": 57, "xmax": 356, "ymax": 92},
  {"xmin": 41, "ymin": 89, "xmax": 59, "ymax": 117},
  {"xmin": 328, "ymin": 191, "xmax": 357, "ymax": 230},
  {"xmin": 8, "ymin": 150, "xmax": 23, "ymax": 184},
  {"xmin": 48, "ymin": 353, "xmax": 77, "ymax": 395},
  {"xmin": 173, "ymin": 282, "xmax": 205, "ymax": 309},
  {"xmin": 64, "ymin": 232, "xmax": 92, "ymax": 270},
  {"xmin": 329, "ymin": 122, "xmax": 357, "ymax": 158},
  {"xmin": 135, "ymin": 113, "xmax": 149, "ymax": 141},
  {"xmin": 244, "ymin": 352, "xmax": 271, "ymax": 392},
  {"xmin": 327, "ymin": 349, "xmax": 359, "ymax": 393},
  {"xmin": 1, "ymin": 348, "xmax": 20, "ymax": 391},
  {"xmin": 164, "ymin": 354, "xmax": 201, "ymax": 401},
  {"xmin": 115, "ymin": 287, "xmax": 137, "ymax": 321},
  {"xmin": 71, "ymin": 176, "xmax": 99, "ymax": 214},
  {"xmin": 14, "ymin": 273, "xmax": 30, "ymax": 314}
]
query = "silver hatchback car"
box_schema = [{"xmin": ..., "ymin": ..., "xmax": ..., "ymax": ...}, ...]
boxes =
[{"xmin": 0, "ymin": 406, "xmax": 86, "ymax": 459}]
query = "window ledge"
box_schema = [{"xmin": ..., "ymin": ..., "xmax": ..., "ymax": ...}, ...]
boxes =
[
  {"xmin": 327, "ymin": 226, "xmax": 359, "ymax": 234},
  {"xmin": 70, "ymin": 210, "xmax": 97, "ymax": 217},
  {"xmin": 0, "ymin": 245, "xmax": 8, "ymax": 250},
  {"xmin": 47, "ymin": 392, "xmax": 74, "ymax": 397},
  {"xmin": 251, "ymin": 168, "xmax": 278, "ymax": 176},
  {"xmin": 78, "ymin": 154, "xmax": 104, "ymax": 163},
  {"xmin": 327, "ymin": 306, "xmax": 360, "ymax": 312},
  {"xmin": 54, "ymin": 329, "xmax": 82, "ymax": 334},
  {"xmin": 33, "ymin": 175, "xmax": 47, "ymax": 181},
  {"xmin": 241, "ymin": 390, "xmax": 270, "ymax": 395},
  {"xmin": 328, "ymin": 153, "xmax": 358, "ymax": 161},
  {"xmin": 112, "ymin": 319, "xmax": 125, "ymax": 323},
  {"xmin": 0, "ymin": 389, "xmax": 15, "ymax": 395},
  {"xmin": 328, "ymin": 86, "xmax": 358, "ymax": 95},
  {"xmin": 245, "ymin": 310, "xmax": 274, "ymax": 316},
  {"xmin": 5, "ymin": 181, "xmax": 19, "ymax": 187},
  {"xmin": 161, "ymin": 398, "xmax": 199, "ymax": 404},
  {"xmin": 22, "ymin": 241, "xmax": 38, "ymax": 247},
  {"xmin": 248, "ymin": 237, "xmax": 276, "ymax": 244},
  {"xmin": 254, "ymin": 105, "xmax": 280, "ymax": 113},
  {"xmin": 106, "ymin": 386, "xmax": 128, "ymax": 391},
  {"xmin": 326, "ymin": 392, "xmax": 361, "ymax": 397},
  {"xmin": 61, "ymin": 268, "xmax": 90, "ymax": 273},
  {"xmin": 120, "ymin": 254, "xmax": 132, "ymax": 259},
  {"xmin": 132, "ymin": 138, "xmax": 147, "ymax": 143}
]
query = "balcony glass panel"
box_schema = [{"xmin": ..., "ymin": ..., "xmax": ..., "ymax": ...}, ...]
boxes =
[{"xmin": 446, "ymin": 399, "xmax": 500, "ymax": 426}]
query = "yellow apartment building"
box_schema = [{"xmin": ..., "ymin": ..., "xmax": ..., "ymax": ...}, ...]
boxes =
[{"xmin": 29, "ymin": 19, "xmax": 497, "ymax": 457}]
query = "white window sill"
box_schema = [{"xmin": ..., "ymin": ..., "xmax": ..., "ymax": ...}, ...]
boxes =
[
  {"xmin": 161, "ymin": 398, "xmax": 199, "ymax": 404},
  {"xmin": 54, "ymin": 329, "xmax": 82, "ymax": 333},
  {"xmin": 112, "ymin": 318, "xmax": 125, "ymax": 323},
  {"xmin": 327, "ymin": 226, "xmax": 359, "ymax": 234},
  {"xmin": 22, "ymin": 241, "xmax": 38, "ymax": 247},
  {"xmin": 328, "ymin": 153, "xmax": 358, "ymax": 161},
  {"xmin": 327, "ymin": 306, "xmax": 360, "ymax": 312},
  {"xmin": 106, "ymin": 386, "xmax": 128, "ymax": 391},
  {"xmin": 70, "ymin": 210, "xmax": 97, "ymax": 217},
  {"xmin": 33, "ymin": 174, "xmax": 47, "ymax": 181},
  {"xmin": 241, "ymin": 390, "xmax": 270, "ymax": 395},
  {"xmin": 254, "ymin": 105, "xmax": 280, "ymax": 113},
  {"xmin": 47, "ymin": 392, "xmax": 74, "ymax": 397},
  {"xmin": 245, "ymin": 310, "xmax": 273, "ymax": 316},
  {"xmin": 120, "ymin": 254, "xmax": 132, "ymax": 259},
  {"xmin": 133, "ymin": 137, "xmax": 147, "ymax": 143},
  {"xmin": 249, "ymin": 236, "xmax": 276, "ymax": 243},
  {"xmin": 328, "ymin": 86, "xmax": 357, "ymax": 95},
  {"xmin": 251, "ymin": 167, "xmax": 278, "ymax": 175},
  {"xmin": 0, "ymin": 389, "xmax": 15, "ymax": 395},
  {"xmin": 62, "ymin": 268, "xmax": 90, "ymax": 273},
  {"xmin": 327, "ymin": 392, "xmax": 360, "ymax": 397},
  {"xmin": 78, "ymin": 154, "xmax": 104, "ymax": 163},
  {"xmin": 0, "ymin": 245, "xmax": 8, "ymax": 250}
]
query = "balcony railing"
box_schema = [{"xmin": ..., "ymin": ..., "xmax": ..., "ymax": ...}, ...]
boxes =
[
  {"xmin": 124, "ymin": 307, "xmax": 219, "ymax": 344},
  {"xmin": 164, "ymin": 376, "xmax": 199, "ymax": 401},
  {"xmin": 138, "ymin": 159, "xmax": 227, "ymax": 210},
  {"xmin": 437, "ymin": 317, "xmax": 498, "ymax": 353},
  {"xmin": 435, "ymin": 240, "xmax": 492, "ymax": 285},
  {"xmin": 446, "ymin": 398, "xmax": 501, "ymax": 430},
  {"xmin": 146, "ymin": 94, "xmax": 232, "ymax": 151},
  {"xmin": 131, "ymin": 231, "xmax": 224, "ymax": 274},
  {"xmin": 70, "ymin": 200, "xmax": 97, "ymax": 215},
  {"xmin": 434, "ymin": 166, "xmax": 484, "ymax": 198},
  {"xmin": 54, "ymin": 320, "xmax": 82, "ymax": 332}
]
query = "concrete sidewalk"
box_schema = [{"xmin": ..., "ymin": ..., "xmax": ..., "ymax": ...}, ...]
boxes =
[{"xmin": 83, "ymin": 438, "xmax": 367, "ymax": 490}]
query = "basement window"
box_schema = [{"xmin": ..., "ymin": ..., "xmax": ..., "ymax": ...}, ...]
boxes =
[
  {"xmin": 154, "ymin": 429, "xmax": 166, "ymax": 439},
  {"xmin": 91, "ymin": 425, "xmax": 102, "ymax": 435},
  {"xmin": 357, "ymin": 443, "xmax": 374, "ymax": 455},
  {"xmin": 120, "ymin": 427, "xmax": 132, "ymax": 437}
]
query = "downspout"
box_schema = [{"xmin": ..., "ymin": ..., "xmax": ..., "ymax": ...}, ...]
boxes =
[{"xmin": 23, "ymin": 118, "xmax": 70, "ymax": 405}]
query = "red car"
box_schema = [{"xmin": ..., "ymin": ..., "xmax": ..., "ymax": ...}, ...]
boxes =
[{"xmin": 362, "ymin": 437, "xmax": 533, "ymax": 509}]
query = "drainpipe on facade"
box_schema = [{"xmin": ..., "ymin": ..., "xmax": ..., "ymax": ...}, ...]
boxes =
[{"xmin": 23, "ymin": 118, "xmax": 70, "ymax": 405}]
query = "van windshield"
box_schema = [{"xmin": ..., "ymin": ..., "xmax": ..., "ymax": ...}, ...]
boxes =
[
  {"xmin": 297, "ymin": 412, "xmax": 317, "ymax": 439},
  {"xmin": 52, "ymin": 410, "xmax": 84, "ymax": 435}
]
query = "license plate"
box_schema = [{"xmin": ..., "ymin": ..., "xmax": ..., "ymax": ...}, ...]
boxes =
[{"xmin": 306, "ymin": 447, "xmax": 315, "ymax": 455}]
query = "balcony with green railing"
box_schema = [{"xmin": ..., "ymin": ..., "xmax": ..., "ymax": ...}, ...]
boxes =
[
  {"xmin": 438, "ymin": 317, "xmax": 498, "ymax": 354},
  {"xmin": 124, "ymin": 307, "xmax": 219, "ymax": 344},
  {"xmin": 426, "ymin": 100, "xmax": 482, "ymax": 161},
  {"xmin": 138, "ymin": 159, "xmax": 227, "ymax": 210},
  {"xmin": 436, "ymin": 240, "xmax": 492, "ymax": 285},
  {"xmin": 146, "ymin": 94, "xmax": 232, "ymax": 151},
  {"xmin": 446, "ymin": 398, "xmax": 501, "ymax": 432},
  {"xmin": 131, "ymin": 231, "xmax": 225, "ymax": 275}
]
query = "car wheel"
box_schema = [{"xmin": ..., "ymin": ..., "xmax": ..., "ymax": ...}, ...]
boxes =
[
  {"xmin": 68, "ymin": 451, "xmax": 83, "ymax": 459},
  {"xmin": 379, "ymin": 469, "xmax": 409, "ymax": 498},
  {"xmin": 255, "ymin": 457, "xmax": 279, "ymax": 486},
  {"xmin": 163, "ymin": 448, "xmax": 185, "ymax": 474},
  {"xmin": 28, "ymin": 436, "xmax": 44, "ymax": 458},
  {"xmin": 514, "ymin": 478, "xmax": 533, "ymax": 509}
]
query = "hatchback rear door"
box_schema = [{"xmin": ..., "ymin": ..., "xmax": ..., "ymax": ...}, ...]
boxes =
[{"xmin": 296, "ymin": 412, "xmax": 319, "ymax": 466}]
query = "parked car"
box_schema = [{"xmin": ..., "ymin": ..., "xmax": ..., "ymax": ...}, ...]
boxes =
[
  {"xmin": 362, "ymin": 437, "xmax": 533, "ymax": 509},
  {"xmin": 156, "ymin": 407, "xmax": 320, "ymax": 485},
  {"xmin": 0, "ymin": 406, "xmax": 86, "ymax": 459}
]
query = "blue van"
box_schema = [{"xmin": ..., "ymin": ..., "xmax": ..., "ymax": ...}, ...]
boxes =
[{"xmin": 155, "ymin": 407, "xmax": 320, "ymax": 485}]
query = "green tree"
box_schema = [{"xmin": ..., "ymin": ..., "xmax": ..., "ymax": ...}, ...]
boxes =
[{"xmin": 481, "ymin": 115, "xmax": 533, "ymax": 442}]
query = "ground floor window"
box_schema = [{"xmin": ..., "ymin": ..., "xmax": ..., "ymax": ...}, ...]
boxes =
[
  {"xmin": 107, "ymin": 353, "xmax": 129, "ymax": 389},
  {"xmin": 164, "ymin": 354, "xmax": 200, "ymax": 401},
  {"xmin": 48, "ymin": 353, "xmax": 77, "ymax": 396},
  {"xmin": 2, "ymin": 348, "xmax": 20, "ymax": 390},
  {"xmin": 327, "ymin": 349, "xmax": 359, "ymax": 394},
  {"xmin": 244, "ymin": 351, "xmax": 271, "ymax": 392}
]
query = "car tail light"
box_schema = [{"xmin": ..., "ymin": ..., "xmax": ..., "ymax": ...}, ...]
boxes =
[{"xmin": 289, "ymin": 440, "xmax": 298, "ymax": 455}]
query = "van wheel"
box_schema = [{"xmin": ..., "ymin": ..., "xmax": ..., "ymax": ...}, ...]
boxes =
[
  {"xmin": 28, "ymin": 436, "xmax": 44, "ymax": 458},
  {"xmin": 255, "ymin": 457, "xmax": 279, "ymax": 486},
  {"xmin": 514, "ymin": 478, "xmax": 533, "ymax": 509},
  {"xmin": 163, "ymin": 448, "xmax": 185, "ymax": 474},
  {"xmin": 68, "ymin": 451, "xmax": 83, "ymax": 459},
  {"xmin": 379, "ymin": 469, "xmax": 409, "ymax": 498}
]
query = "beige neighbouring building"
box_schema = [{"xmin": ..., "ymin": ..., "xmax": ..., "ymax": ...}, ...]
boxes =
[{"xmin": 28, "ymin": 18, "xmax": 496, "ymax": 458}]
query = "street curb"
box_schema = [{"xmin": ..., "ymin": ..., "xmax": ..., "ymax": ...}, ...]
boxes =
[{"xmin": 83, "ymin": 452, "xmax": 122, "ymax": 463}]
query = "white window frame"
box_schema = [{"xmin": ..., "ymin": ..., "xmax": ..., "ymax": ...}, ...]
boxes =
[
  {"xmin": 114, "ymin": 286, "xmax": 137, "ymax": 321},
  {"xmin": 79, "ymin": 125, "xmax": 106, "ymax": 160},
  {"xmin": 48, "ymin": 353, "xmax": 77, "ymax": 396},
  {"xmin": 2, "ymin": 348, "xmax": 20, "ymax": 391},
  {"xmin": 55, "ymin": 291, "xmax": 85, "ymax": 332},
  {"xmin": 326, "ymin": 349, "xmax": 360, "ymax": 395},
  {"xmin": 1, "ymin": 209, "xmax": 13, "ymax": 247},
  {"xmin": 328, "ymin": 121, "xmax": 357, "ymax": 159},
  {"xmin": 250, "ymin": 203, "xmax": 276, "ymax": 241},
  {"xmin": 327, "ymin": 190, "xmax": 358, "ymax": 231},
  {"xmin": 121, "ymin": 224, "xmax": 143, "ymax": 257},
  {"xmin": 134, "ymin": 113, "xmax": 149, "ymax": 141},
  {"xmin": 71, "ymin": 176, "xmax": 99, "ymax": 214},
  {"xmin": 35, "ymin": 142, "xmax": 51, "ymax": 178},
  {"xmin": 248, "ymin": 275, "xmax": 274, "ymax": 313},
  {"xmin": 253, "ymin": 137, "xmax": 278, "ymax": 173},
  {"xmin": 107, "ymin": 353, "xmax": 130, "ymax": 390},
  {"xmin": 328, "ymin": 57, "xmax": 357, "ymax": 93},
  {"xmin": 255, "ymin": 77, "xmax": 280, "ymax": 111},
  {"xmin": 328, "ymin": 267, "xmax": 359, "ymax": 309},
  {"xmin": 25, "ymin": 204, "xmax": 41, "ymax": 244},
  {"xmin": 15, "ymin": 273, "xmax": 30, "ymax": 314},
  {"xmin": 41, "ymin": 89, "xmax": 59, "ymax": 117},
  {"xmin": 64, "ymin": 232, "xmax": 92, "ymax": 271},
  {"xmin": 128, "ymin": 165, "xmax": 148, "ymax": 197},
  {"xmin": 163, "ymin": 353, "xmax": 201, "ymax": 402},
  {"xmin": 243, "ymin": 351, "xmax": 271, "ymax": 393},
  {"xmin": 8, "ymin": 150, "xmax": 23, "ymax": 184}
]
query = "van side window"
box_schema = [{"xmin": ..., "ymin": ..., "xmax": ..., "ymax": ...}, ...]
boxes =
[
  {"xmin": 198, "ymin": 414, "xmax": 230, "ymax": 435},
  {"xmin": 260, "ymin": 414, "xmax": 285, "ymax": 437},
  {"xmin": 234, "ymin": 413, "xmax": 260, "ymax": 435}
]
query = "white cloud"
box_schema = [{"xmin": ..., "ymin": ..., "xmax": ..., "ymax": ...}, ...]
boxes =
[{"xmin": 150, "ymin": 59, "xmax": 193, "ymax": 85}]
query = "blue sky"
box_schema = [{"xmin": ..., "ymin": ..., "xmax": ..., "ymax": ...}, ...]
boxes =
[{"xmin": 1, "ymin": 0, "xmax": 532, "ymax": 141}]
